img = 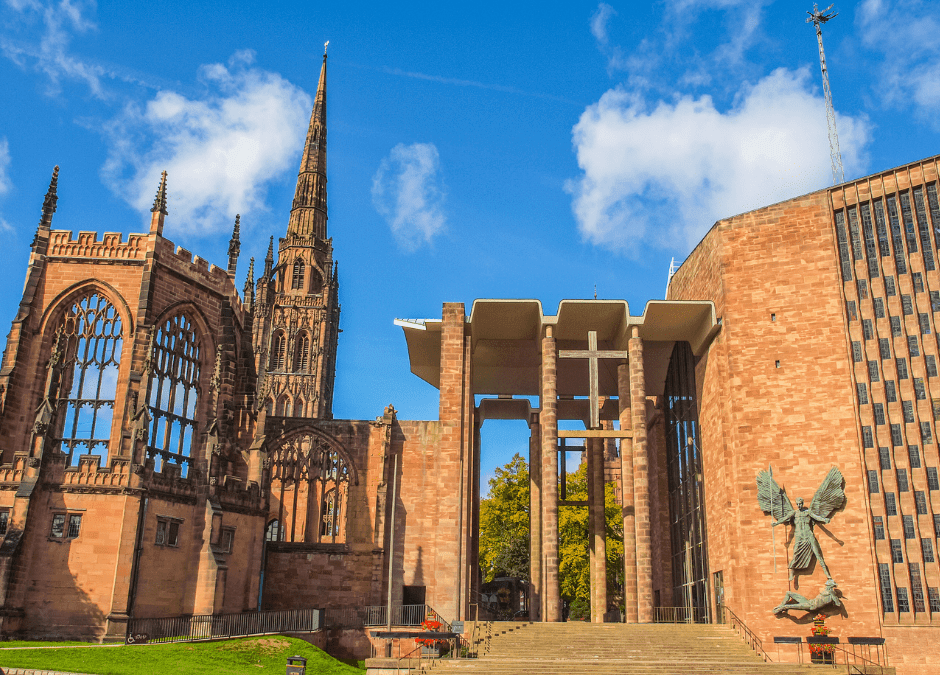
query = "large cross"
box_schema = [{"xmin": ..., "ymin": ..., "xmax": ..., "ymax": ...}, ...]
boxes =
[{"xmin": 558, "ymin": 330, "xmax": 629, "ymax": 429}]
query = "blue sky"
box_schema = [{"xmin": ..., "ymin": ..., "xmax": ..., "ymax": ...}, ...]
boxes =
[{"xmin": 1, "ymin": 0, "xmax": 939, "ymax": 487}]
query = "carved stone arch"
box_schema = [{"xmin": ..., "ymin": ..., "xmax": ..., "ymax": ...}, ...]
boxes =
[
  {"xmin": 308, "ymin": 265, "xmax": 324, "ymax": 294},
  {"xmin": 149, "ymin": 301, "xmax": 217, "ymax": 362},
  {"xmin": 38, "ymin": 280, "xmax": 134, "ymax": 342},
  {"xmin": 265, "ymin": 425, "xmax": 357, "ymax": 543},
  {"xmin": 266, "ymin": 425, "xmax": 358, "ymax": 487}
]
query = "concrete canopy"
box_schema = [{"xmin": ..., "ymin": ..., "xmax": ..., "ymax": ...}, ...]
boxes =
[{"xmin": 396, "ymin": 299, "xmax": 718, "ymax": 398}]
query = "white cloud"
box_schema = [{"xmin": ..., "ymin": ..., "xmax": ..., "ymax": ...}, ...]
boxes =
[
  {"xmin": 0, "ymin": 138, "xmax": 11, "ymax": 197},
  {"xmin": 566, "ymin": 67, "xmax": 871, "ymax": 255},
  {"xmin": 372, "ymin": 142, "xmax": 446, "ymax": 251},
  {"xmin": 1, "ymin": 0, "xmax": 105, "ymax": 97},
  {"xmin": 100, "ymin": 52, "xmax": 312, "ymax": 236},
  {"xmin": 857, "ymin": 0, "xmax": 940, "ymax": 127},
  {"xmin": 590, "ymin": 3, "xmax": 616, "ymax": 46}
]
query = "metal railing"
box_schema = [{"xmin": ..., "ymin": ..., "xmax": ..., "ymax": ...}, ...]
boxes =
[
  {"xmin": 359, "ymin": 604, "xmax": 450, "ymax": 630},
  {"xmin": 652, "ymin": 606, "xmax": 707, "ymax": 623},
  {"xmin": 126, "ymin": 607, "xmax": 323, "ymax": 645},
  {"xmin": 716, "ymin": 603, "xmax": 771, "ymax": 662}
]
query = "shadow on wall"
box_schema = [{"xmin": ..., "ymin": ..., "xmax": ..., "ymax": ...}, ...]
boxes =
[{"xmin": 22, "ymin": 534, "xmax": 106, "ymax": 640}]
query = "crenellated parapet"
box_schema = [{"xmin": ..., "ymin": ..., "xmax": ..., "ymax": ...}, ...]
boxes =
[{"xmin": 47, "ymin": 230, "xmax": 147, "ymax": 261}]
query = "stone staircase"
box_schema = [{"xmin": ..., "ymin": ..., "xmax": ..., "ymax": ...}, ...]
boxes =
[{"xmin": 422, "ymin": 622, "xmax": 877, "ymax": 674}]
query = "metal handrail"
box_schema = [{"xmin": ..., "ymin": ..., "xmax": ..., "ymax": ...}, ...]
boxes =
[
  {"xmin": 806, "ymin": 639, "xmax": 887, "ymax": 674},
  {"xmin": 717, "ymin": 603, "xmax": 772, "ymax": 662},
  {"xmin": 126, "ymin": 607, "xmax": 323, "ymax": 645}
]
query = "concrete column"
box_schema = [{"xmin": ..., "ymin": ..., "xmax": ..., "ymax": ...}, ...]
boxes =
[
  {"xmin": 529, "ymin": 419, "xmax": 542, "ymax": 622},
  {"xmin": 617, "ymin": 362, "xmax": 638, "ymax": 623},
  {"xmin": 629, "ymin": 327, "xmax": 652, "ymax": 622},
  {"xmin": 587, "ymin": 436, "xmax": 597, "ymax": 620},
  {"xmin": 590, "ymin": 437, "xmax": 607, "ymax": 622},
  {"xmin": 540, "ymin": 327, "xmax": 560, "ymax": 622}
]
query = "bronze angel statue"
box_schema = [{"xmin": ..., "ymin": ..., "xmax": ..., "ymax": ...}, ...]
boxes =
[{"xmin": 757, "ymin": 466, "xmax": 845, "ymax": 581}]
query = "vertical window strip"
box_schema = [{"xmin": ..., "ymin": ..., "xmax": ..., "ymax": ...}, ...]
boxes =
[
  {"xmin": 928, "ymin": 183, "xmax": 940, "ymax": 250},
  {"xmin": 915, "ymin": 491, "xmax": 928, "ymax": 515},
  {"xmin": 923, "ymin": 538, "xmax": 935, "ymax": 563},
  {"xmin": 874, "ymin": 516, "xmax": 885, "ymax": 540},
  {"xmin": 879, "ymin": 446, "xmax": 891, "ymax": 470},
  {"xmin": 869, "ymin": 361, "xmax": 881, "ymax": 382},
  {"xmin": 898, "ymin": 469, "xmax": 910, "ymax": 492},
  {"xmin": 835, "ymin": 211, "xmax": 853, "ymax": 281},
  {"xmin": 886, "ymin": 380, "xmax": 897, "ymax": 402},
  {"xmin": 879, "ymin": 563, "xmax": 894, "ymax": 612},
  {"xmin": 927, "ymin": 467, "xmax": 939, "ymax": 490},
  {"xmin": 910, "ymin": 563, "xmax": 926, "ymax": 613},
  {"xmin": 875, "ymin": 298, "xmax": 886, "ymax": 318},
  {"xmin": 892, "ymin": 538, "xmax": 904, "ymax": 563},
  {"xmin": 886, "ymin": 492, "xmax": 898, "ymax": 515},
  {"xmin": 903, "ymin": 514, "xmax": 916, "ymax": 538},
  {"xmin": 900, "ymin": 192, "xmax": 919, "ymax": 253},
  {"xmin": 922, "ymin": 421, "xmax": 934, "ymax": 444},
  {"xmin": 857, "ymin": 382, "xmax": 869, "ymax": 404},
  {"xmin": 909, "ymin": 445, "xmax": 921, "ymax": 468},
  {"xmin": 902, "ymin": 400, "xmax": 914, "ymax": 423},
  {"xmin": 909, "ymin": 336, "xmax": 921, "ymax": 357},
  {"xmin": 860, "ymin": 202, "xmax": 880, "ymax": 277},
  {"xmin": 875, "ymin": 199, "xmax": 892, "ymax": 256},
  {"xmin": 868, "ymin": 469, "xmax": 879, "ymax": 493},
  {"xmin": 874, "ymin": 403, "xmax": 886, "ymax": 425},
  {"xmin": 848, "ymin": 205, "xmax": 864, "ymax": 260},
  {"xmin": 880, "ymin": 338, "xmax": 891, "ymax": 360},
  {"xmin": 929, "ymin": 587, "xmax": 940, "ymax": 612},
  {"xmin": 920, "ymin": 313, "xmax": 931, "ymax": 334},
  {"xmin": 887, "ymin": 196, "xmax": 908, "ymax": 274},
  {"xmin": 897, "ymin": 587, "xmax": 911, "ymax": 613},
  {"xmin": 886, "ymin": 275, "xmax": 897, "ymax": 296},
  {"xmin": 864, "ymin": 319, "xmax": 874, "ymax": 340},
  {"xmin": 863, "ymin": 426, "xmax": 874, "ymax": 447}
]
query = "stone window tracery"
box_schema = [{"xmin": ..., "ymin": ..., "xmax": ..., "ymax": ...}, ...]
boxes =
[
  {"xmin": 269, "ymin": 431, "xmax": 350, "ymax": 544},
  {"xmin": 292, "ymin": 259, "xmax": 305, "ymax": 290},
  {"xmin": 146, "ymin": 313, "xmax": 202, "ymax": 474},
  {"xmin": 55, "ymin": 292, "xmax": 123, "ymax": 465}
]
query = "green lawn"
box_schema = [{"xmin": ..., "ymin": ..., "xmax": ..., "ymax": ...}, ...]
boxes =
[{"xmin": 0, "ymin": 636, "xmax": 365, "ymax": 674}]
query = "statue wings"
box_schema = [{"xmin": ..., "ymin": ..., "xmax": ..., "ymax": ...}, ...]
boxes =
[
  {"xmin": 810, "ymin": 466, "xmax": 845, "ymax": 521},
  {"xmin": 757, "ymin": 469, "xmax": 793, "ymax": 522}
]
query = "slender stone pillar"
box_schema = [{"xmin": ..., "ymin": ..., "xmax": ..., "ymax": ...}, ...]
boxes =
[
  {"xmin": 587, "ymin": 436, "xmax": 597, "ymax": 620},
  {"xmin": 590, "ymin": 437, "xmax": 607, "ymax": 622},
  {"xmin": 529, "ymin": 419, "xmax": 542, "ymax": 622},
  {"xmin": 617, "ymin": 362, "xmax": 638, "ymax": 623},
  {"xmin": 540, "ymin": 327, "xmax": 560, "ymax": 622},
  {"xmin": 629, "ymin": 327, "xmax": 652, "ymax": 622}
]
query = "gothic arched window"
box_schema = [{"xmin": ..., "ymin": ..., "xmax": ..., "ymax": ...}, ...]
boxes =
[
  {"xmin": 276, "ymin": 395, "xmax": 290, "ymax": 417},
  {"xmin": 292, "ymin": 259, "xmax": 305, "ymax": 290},
  {"xmin": 270, "ymin": 431, "xmax": 350, "ymax": 544},
  {"xmin": 320, "ymin": 488, "xmax": 340, "ymax": 540},
  {"xmin": 269, "ymin": 331, "xmax": 286, "ymax": 371},
  {"xmin": 55, "ymin": 292, "xmax": 123, "ymax": 465},
  {"xmin": 294, "ymin": 396, "xmax": 305, "ymax": 418},
  {"xmin": 147, "ymin": 313, "xmax": 202, "ymax": 474},
  {"xmin": 294, "ymin": 332, "xmax": 310, "ymax": 373},
  {"xmin": 265, "ymin": 519, "xmax": 281, "ymax": 542}
]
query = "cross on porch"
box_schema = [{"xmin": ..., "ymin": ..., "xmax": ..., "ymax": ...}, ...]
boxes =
[{"xmin": 558, "ymin": 330, "xmax": 629, "ymax": 429}]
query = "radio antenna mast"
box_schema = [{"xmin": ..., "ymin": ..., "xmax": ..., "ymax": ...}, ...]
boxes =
[{"xmin": 807, "ymin": 4, "xmax": 844, "ymax": 185}]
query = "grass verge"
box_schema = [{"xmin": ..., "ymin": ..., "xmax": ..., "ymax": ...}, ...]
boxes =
[{"xmin": 0, "ymin": 635, "xmax": 365, "ymax": 674}]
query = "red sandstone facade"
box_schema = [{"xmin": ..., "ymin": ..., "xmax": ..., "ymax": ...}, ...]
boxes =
[
  {"xmin": 0, "ymin": 43, "xmax": 936, "ymax": 675},
  {"xmin": 667, "ymin": 155, "xmax": 940, "ymax": 675}
]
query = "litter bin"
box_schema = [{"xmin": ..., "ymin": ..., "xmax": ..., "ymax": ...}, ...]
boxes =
[{"xmin": 286, "ymin": 655, "xmax": 307, "ymax": 675}]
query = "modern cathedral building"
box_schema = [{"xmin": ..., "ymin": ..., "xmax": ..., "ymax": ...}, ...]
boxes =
[{"xmin": 0, "ymin": 49, "xmax": 937, "ymax": 674}]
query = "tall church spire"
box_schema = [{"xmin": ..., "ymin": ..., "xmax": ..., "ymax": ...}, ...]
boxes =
[{"xmin": 287, "ymin": 45, "xmax": 329, "ymax": 240}]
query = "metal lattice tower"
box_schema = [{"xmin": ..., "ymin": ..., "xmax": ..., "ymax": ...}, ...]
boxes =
[{"xmin": 807, "ymin": 3, "xmax": 845, "ymax": 185}]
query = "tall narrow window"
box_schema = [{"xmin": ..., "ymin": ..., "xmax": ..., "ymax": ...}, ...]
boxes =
[
  {"xmin": 913, "ymin": 188, "xmax": 936, "ymax": 271},
  {"xmin": 910, "ymin": 563, "xmax": 926, "ymax": 612},
  {"xmin": 835, "ymin": 211, "xmax": 853, "ymax": 281},
  {"xmin": 857, "ymin": 383, "xmax": 869, "ymax": 404},
  {"xmin": 886, "ymin": 492, "xmax": 898, "ymax": 516},
  {"xmin": 924, "ymin": 539, "xmax": 936, "ymax": 563},
  {"xmin": 863, "ymin": 319, "xmax": 874, "ymax": 340},
  {"xmin": 873, "ymin": 516, "xmax": 885, "ymax": 540},
  {"xmin": 909, "ymin": 445, "xmax": 922, "ymax": 468},
  {"xmin": 874, "ymin": 298, "xmax": 886, "ymax": 318},
  {"xmin": 321, "ymin": 488, "xmax": 340, "ymax": 539},
  {"xmin": 914, "ymin": 378, "xmax": 926, "ymax": 400},
  {"xmin": 879, "ymin": 563, "xmax": 894, "ymax": 612},
  {"xmin": 861, "ymin": 203, "xmax": 880, "ymax": 276},
  {"xmin": 265, "ymin": 519, "xmax": 281, "ymax": 542},
  {"xmin": 147, "ymin": 314, "xmax": 202, "ymax": 474},
  {"xmin": 868, "ymin": 470, "xmax": 879, "ymax": 493},
  {"xmin": 897, "ymin": 358, "xmax": 909, "ymax": 380},
  {"xmin": 887, "ymin": 195, "xmax": 908, "ymax": 274},
  {"xmin": 291, "ymin": 259, "xmax": 305, "ymax": 290},
  {"xmin": 294, "ymin": 332, "xmax": 310, "ymax": 373},
  {"xmin": 879, "ymin": 338, "xmax": 891, "ymax": 360},
  {"xmin": 55, "ymin": 292, "xmax": 123, "ymax": 465},
  {"xmin": 886, "ymin": 380, "xmax": 897, "ymax": 402},
  {"xmin": 879, "ymin": 447, "xmax": 892, "ymax": 470},
  {"xmin": 269, "ymin": 331, "xmax": 287, "ymax": 371},
  {"xmin": 908, "ymin": 336, "xmax": 920, "ymax": 357},
  {"xmin": 848, "ymin": 206, "xmax": 864, "ymax": 260},
  {"xmin": 891, "ymin": 539, "xmax": 904, "ymax": 563},
  {"xmin": 885, "ymin": 275, "xmax": 897, "ymax": 296},
  {"xmin": 898, "ymin": 469, "xmax": 910, "ymax": 492}
]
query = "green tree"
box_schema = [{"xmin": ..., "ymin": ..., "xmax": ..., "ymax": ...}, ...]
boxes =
[
  {"xmin": 478, "ymin": 453, "xmax": 625, "ymax": 620},
  {"xmin": 479, "ymin": 453, "xmax": 530, "ymax": 582},
  {"xmin": 558, "ymin": 461, "xmax": 624, "ymax": 616}
]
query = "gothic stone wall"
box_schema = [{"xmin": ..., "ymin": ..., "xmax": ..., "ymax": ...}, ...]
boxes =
[{"xmin": 667, "ymin": 190, "xmax": 896, "ymax": 665}]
